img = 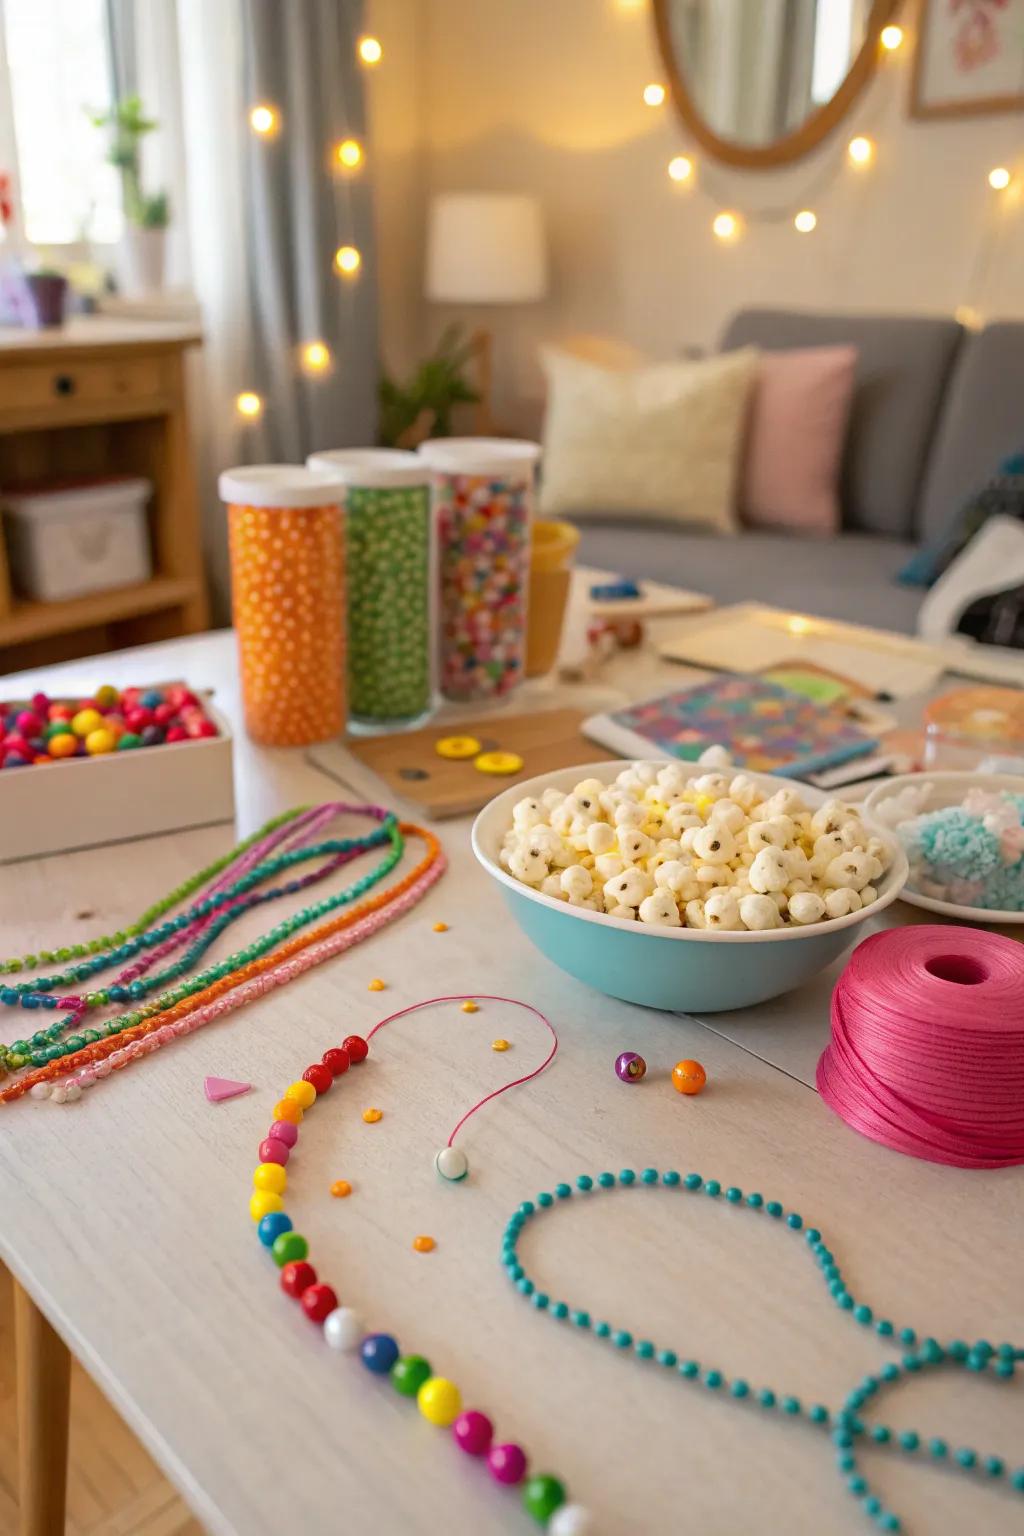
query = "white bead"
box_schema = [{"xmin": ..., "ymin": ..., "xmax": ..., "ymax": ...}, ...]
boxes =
[
  {"xmin": 323, "ymin": 1307, "xmax": 362, "ymax": 1352},
  {"xmin": 435, "ymin": 1146, "xmax": 469, "ymax": 1182},
  {"xmin": 548, "ymin": 1504, "xmax": 594, "ymax": 1535},
  {"xmin": 63, "ymin": 1081, "xmax": 82, "ymax": 1102},
  {"xmin": 697, "ymin": 743, "xmax": 732, "ymax": 769},
  {"xmin": 29, "ymin": 1082, "xmax": 52, "ymax": 1100},
  {"xmin": 50, "ymin": 1085, "xmax": 67, "ymax": 1105}
]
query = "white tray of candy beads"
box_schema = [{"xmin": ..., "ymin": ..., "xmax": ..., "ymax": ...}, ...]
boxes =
[{"xmin": 864, "ymin": 772, "xmax": 1024, "ymax": 924}]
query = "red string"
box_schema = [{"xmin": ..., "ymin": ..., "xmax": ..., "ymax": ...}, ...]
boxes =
[
  {"xmin": 817, "ymin": 926, "xmax": 1024, "ymax": 1169},
  {"xmin": 365, "ymin": 995, "xmax": 558, "ymax": 1148}
]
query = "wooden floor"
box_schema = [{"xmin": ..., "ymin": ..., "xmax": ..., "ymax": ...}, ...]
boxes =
[{"xmin": 0, "ymin": 1268, "xmax": 204, "ymax": 1536}]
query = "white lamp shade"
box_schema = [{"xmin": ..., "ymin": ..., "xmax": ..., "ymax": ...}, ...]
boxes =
[{"xmin": 426, "ymin": 192, "xmax": 547, "ymax": 305}]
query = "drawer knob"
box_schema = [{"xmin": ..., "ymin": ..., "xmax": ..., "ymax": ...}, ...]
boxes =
[{"xmin": 53, "ymin": 373, "xmax": 76, "ymax": 397}]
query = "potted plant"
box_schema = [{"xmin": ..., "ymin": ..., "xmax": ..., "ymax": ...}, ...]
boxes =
[
  {"xmin": 23, "ymin": 265, "xmax": 69, "ymax": 328},
  {"xmin": 379, "ymin": 324, "xmax": 481, "ymax": 447},
  {"xmin": 91, "ymin": 95, "xmax": 170, "ymax": 296}
]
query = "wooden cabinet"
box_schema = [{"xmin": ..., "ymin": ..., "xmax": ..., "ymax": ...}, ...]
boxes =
[{"xmin": 0, "ymin": 319, "xmax": 210, "ymax": 671}]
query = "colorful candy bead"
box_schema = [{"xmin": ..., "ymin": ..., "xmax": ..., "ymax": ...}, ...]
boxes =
[
  {"xmin": 84, "ymin": 727, "xmax": 116, "ymax": 755},
  {"xmin": 257, "ymin": 1212, "xmax": 293, "ymax": 1248},
  {"xmin": 615, "ymin": 1051, "xmax": 646, "ymax": 1083},
  {"xmin": 435, "ymin": 1146, "xmax": 469, "ymax": 1182},
  {"xmin": 271, "ymin": 1231, "xmax": 308, "ymax": 1268},
  {"xmin": 523, "ymin": 1474, "xmax": 566, "ymax": 1525},
  {"xmin": 361, "ymin": 1333, "xmax": 400, "ymax": 1374},
  {"xmin": 284, "ymin": 1079, "xmax": 317, "ymax": 1110},
  {"xmin": 322, "ymin": 1047, "xmax": 351, "ymax": 1077},
  {"xmin": 342, "ymin": 1034, "xmax": 369, "ymax": 1063},
  {"xmin": 300, "ymin": 1283, "xmax": 338, "ymax": 1323},
  {"xmin": 488, "ymin": 1442, "xmax": 527, "ymax": 1484},
  {"xmin": 391, "ymin": 1354, "xmax": 433, "ymax": 1397},
  {"xmin": 71, "ymin": 708, "xmax": 103, "ymax": 737},
  {"xmin": 302, "ymin": 1063, "xmax": 333, "ymax": 1094},
  {"xmin": 672, "ymin": 1059, "xmax": 707, "ymax": 1095},
  {"xmin": 259, "ymin": 1136, "xmax": 290, "ymax": 1166},
  {"xmin": 253, "ymin": 1163, "xmax": 287, "ymax": 1195},
  {"xmin": 280, "ymin": 1260, "xmax": 316, "ymax": 1298},
  {"xmin": 273, "ymin": 1097, "xmax": 303, "ymax": 1125},
  {"xmin": 48, "ymin": 733, "xmax": 78, "ymax": 759},
  {"xmin": 323, "ymin": 1307, "xmax": 362, "ymax": 1351},
  {"xmin": 452, "ymin": 1410, "xmax": 493, "ymax": 1455},
  {"xmin": 269, "ymin": 1119, "xmax": 299, "ymax": 1147},
  {"xmin": 548, "ymin": 1504, "xmax": 594, "ymax": 1535},
  {"xmin": 250, "ymin": 1190, "xmax": 284, "ymax": 1222},
  {"xmin": 417, "ymin": 1376, "xmax": 462, "ymax": 1426}
]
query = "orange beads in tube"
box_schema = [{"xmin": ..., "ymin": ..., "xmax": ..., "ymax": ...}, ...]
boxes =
[{"xmin": 219, "ymin": 465, "xmax": 347, "ymax": 745}]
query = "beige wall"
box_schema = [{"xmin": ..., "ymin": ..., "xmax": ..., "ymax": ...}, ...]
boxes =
[{"xmin": 371, "ymin": 0, "xmax": 1024, "ymax": 431}]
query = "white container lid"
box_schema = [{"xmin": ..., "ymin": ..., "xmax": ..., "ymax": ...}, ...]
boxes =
[
  {"xmin": 2, "ymin": 477, "xmax": 152, "ymax": 523},
  {"xmin": 219, "ymin": 464, "xmax": 345, "ymax": 508},
  {"xmin": 306, "ymin": 449, "xmax": 429, "ymax": 488},
  {"xmin": 418, "ymin": 437, "xmax": 541, "ymax": 476}
]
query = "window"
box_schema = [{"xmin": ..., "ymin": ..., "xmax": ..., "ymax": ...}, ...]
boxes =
[{"xmin": 2, "ymin": 0, "xmax": 122, "ymax": 244}]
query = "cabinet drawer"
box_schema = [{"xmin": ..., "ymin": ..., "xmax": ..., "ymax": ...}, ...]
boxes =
[{"xmin": 0, "ymin": 356, "xmax": 168, "ymax": 417}]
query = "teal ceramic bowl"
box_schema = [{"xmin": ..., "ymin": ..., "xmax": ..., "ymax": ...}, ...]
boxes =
[{"xmin": 471, "ymin": 762, "xmax": 908, "ymax": 1013}]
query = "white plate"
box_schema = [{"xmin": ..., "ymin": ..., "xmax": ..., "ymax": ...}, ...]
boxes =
[{"xmin": 864, "ymin": 772, "xmax": 1024, "ymax": 925}]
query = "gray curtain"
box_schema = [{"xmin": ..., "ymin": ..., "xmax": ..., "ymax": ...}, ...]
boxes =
[{"xmin": 241, "ymin": 0, "xmax": 378, "ymax": 460}]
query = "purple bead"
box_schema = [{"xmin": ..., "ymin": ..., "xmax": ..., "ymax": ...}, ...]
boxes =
[
  {"xmin": 452, "ymin": 1410, "xmax": 493, "ymax": 1456},
  {"xmin": 269, "ymin": 1119, "xmax": 299, "ymax": 1147},
  {"xmin": 488, "ymin": 1442, "xmax": 527, "ymax": 1484},
  {"xmin": 141, "ymin": 724, "xmax": 165, "ymax": 747},
  {"xmin": 259, "ymin": 1136, "xmax": 290, "ymax": 1166},
  {"xmin": 615, "ymin": 1051, "xmax": 646, "ymax": 1083}
]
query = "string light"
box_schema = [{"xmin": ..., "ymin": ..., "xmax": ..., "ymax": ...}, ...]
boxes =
[
  {"xmin": 794, "ymin": 210, "xmax": 817, "ymax": 233},
  {"xmin": 955, "ymin": 305, "xmax": 984, "ymax": 331},
  {"xmin": 301, "ymin": 341, "xmax": 332, "ymax": 374},
  {"xmin": 642, "ymin": 83, "xmax": 666, "ymax": 107},
  {"xmin": 879, "ymin": 25, "xmax": 903, "ymax": 50},
  {"xmin": 988, "ymin": 166, "xmax": 1011, "ymax": 190},
  {"xmin": 667, "ymin": 155, "xmax": 693, "ymax": 183},
  {"xmin": 358, "ymin": 36, "xmax": 383, "ymax": 65},
  {"xmin": 335, "ymin": 138, "xmax": 363, "ymax": 170},
  {"xmin": 712, "ymin": 211, "xmax": 741, "ymax": 241},
  {"xmin": 334, "ymin": 245, "xmax": 361, "ymax": 276},
  {"xmin": 235, "ymin": 392, "xmax": 263, "ymax": 419},
  {"xmin": 847, "ymin": 135, "xmax": 874, "ymax": 166},
  {"xmin": 249, "ymin": 105, "xmax": 279, "ymax": 137}
]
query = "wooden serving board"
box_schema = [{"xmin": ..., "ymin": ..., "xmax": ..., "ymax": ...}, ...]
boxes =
[{"xmin": 336, "ymin": 708, "xmax": 614, "ymax": 819}]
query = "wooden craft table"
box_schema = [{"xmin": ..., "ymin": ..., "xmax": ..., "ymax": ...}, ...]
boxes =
[{"xmin": 1, "ymin": 619, "xmax": 1021, "ymax": 1536}]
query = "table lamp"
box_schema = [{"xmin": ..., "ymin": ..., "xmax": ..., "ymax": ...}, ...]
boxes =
[{"xmin": 425, "ymin": 192, "xmax": 547, "ymax": 433}]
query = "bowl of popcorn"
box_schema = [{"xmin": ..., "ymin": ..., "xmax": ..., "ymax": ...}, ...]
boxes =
[{"xmin": 471, "ymin": 760, "xmax": 907, "ymax": 1012}]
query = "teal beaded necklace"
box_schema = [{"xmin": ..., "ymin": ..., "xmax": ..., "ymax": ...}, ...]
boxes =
[
  {"xmin": 0, "ymin": 815, "xmax": 404, "ymax": 1075},
  {"xmin": 502, "ymin": 1169, "xmax": 1023, "ymax": 1533}
]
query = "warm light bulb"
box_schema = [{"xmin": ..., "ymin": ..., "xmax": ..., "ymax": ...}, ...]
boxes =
[
  {"xmin": 712, "ymin": 211, "xmax": 740, "ymax": 240},
  {"xmin": 358, "ymin": 35, "xmax": 383, "ymax": 65},
  {"xmin": 336, "ymin": 138, "xmax": 363, "ymax": 170},
  {"xmin": 301, "ymin": 341, "xmax": 331, "ymax": 374},
  {"xmin": 848, "ymin": 135, "xmax": 874, "ymax": 166},
  {"xmin": 643, "ymin": 83, "xmax": 666, "ymax": 107},
  {"xmin": 667, "ymin": 155, "xmax": 693, "ymax": 183},
  {"xmin": 794, "ymin": 210, "xmax": 817, "ymax": 233},
  {"xmin": 988, "ymin": 166, "xmax": 1011, "ymax": 190},
  {"xmin": 334, "ymin": 245, "xmax": 361, "ymax": 276},
  {"xmin": 787, "ymin": 615, "xmax": 812, "ymax": 636},
  {"xmin": 236, "ymin": 391, "xmax": 263, "ymax": 419},
  {"xmin": 249, "ymin": 104, "xmax": 279, "ymax": 137},
  {"xmin": 880, "ymin": 24, "xmax": 903, "ymax": 50}
]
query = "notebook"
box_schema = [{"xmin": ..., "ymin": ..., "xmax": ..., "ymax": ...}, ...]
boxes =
[{"xmin": 582, "ymin": 676, "xmax": 880, "ymax": 779}]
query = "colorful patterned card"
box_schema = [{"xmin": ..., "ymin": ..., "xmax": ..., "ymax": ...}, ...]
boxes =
[{"xmin": 583, "ymin": 677, "xmax": 879, "ymax": 779}]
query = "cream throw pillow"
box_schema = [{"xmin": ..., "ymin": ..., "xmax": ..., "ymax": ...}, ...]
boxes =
[{"xmin": 539, "ymin": 346, "xmax": 758, "ymax": 532}]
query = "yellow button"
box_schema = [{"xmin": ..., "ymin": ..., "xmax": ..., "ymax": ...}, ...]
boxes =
[
  {"xmin": 474, "ymin": 751, "xmax": 523, "ymax": 775},
  {"xmin": 435, "ymin": 735, "xmax": 481, "ymax": 760}
]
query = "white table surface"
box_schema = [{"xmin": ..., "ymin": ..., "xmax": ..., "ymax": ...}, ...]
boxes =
[{"xmin": 1, "ymin": 620, "xmax": 1022, "ymax": 1536}]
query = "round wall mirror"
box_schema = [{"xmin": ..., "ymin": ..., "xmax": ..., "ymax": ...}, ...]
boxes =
[{"xmin": 652, "ymin": 0, "xmax": 898, "ymax": 168}]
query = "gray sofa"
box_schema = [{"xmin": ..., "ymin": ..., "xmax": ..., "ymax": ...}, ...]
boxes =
[{"xmin": 574, "ymin": 308, "xmax": 1024, "ymax": 633}]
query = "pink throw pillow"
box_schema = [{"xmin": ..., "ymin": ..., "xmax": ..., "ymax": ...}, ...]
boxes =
[{"xmin": 741, "ymin": 346, "xmax": 857, "ymax": 534}]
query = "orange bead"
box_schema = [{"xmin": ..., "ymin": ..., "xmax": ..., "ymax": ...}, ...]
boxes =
[
  {"xmin": 362, "ymin": 1106, "xmax": 382, "ymax": 1123},
  {"xmin": 671, "ymin": 1059, "xmax": 707, "ymax": 1095},
  {"xmin": 273, "ymin": 1097, "xmax": 304, "ymax": 1124},
  {"xmin": 461, "ymin": 1000, "xmax": 479, "ymax": 1013},
  {"xmin": 412, "ymin": 1235, "xmax": 436, "ymax": 1253},
  {"xmin": 330, "ymin": 1179, "xmax": 352, "ymax": 1198}
]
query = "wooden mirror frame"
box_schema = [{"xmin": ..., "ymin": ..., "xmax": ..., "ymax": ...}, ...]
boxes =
[{"xmin": 652, "ymin": 0, "xmax": 899, "ymax": 169}]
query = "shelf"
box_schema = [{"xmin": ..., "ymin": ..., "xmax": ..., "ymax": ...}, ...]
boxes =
[{"xmin": 0, "ymin": 576, "xmax": 200, "ymax": 646}]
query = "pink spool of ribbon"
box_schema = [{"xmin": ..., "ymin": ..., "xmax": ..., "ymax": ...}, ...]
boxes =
[{"xmin": 817, "ymin": 925, "xmax": 1024, "ymax": 1169}]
